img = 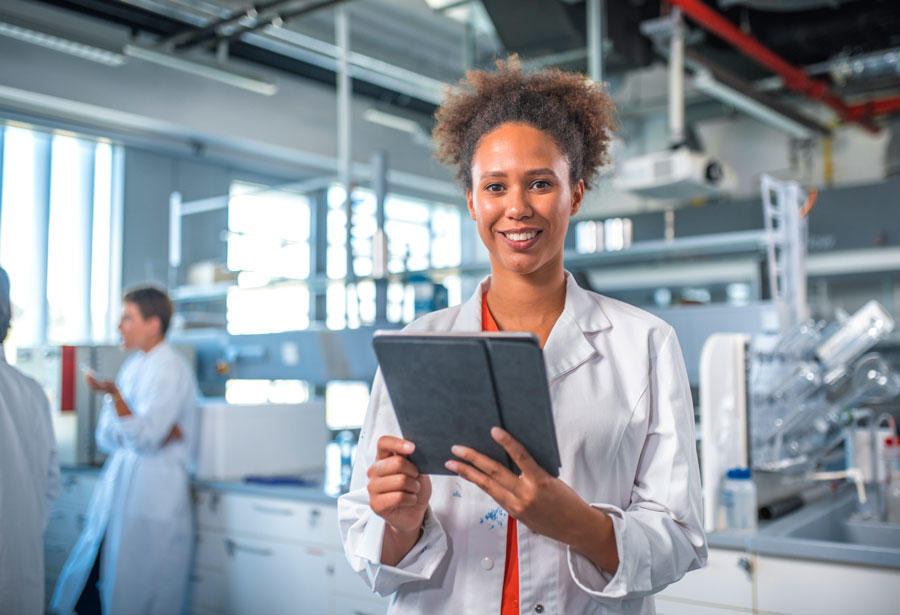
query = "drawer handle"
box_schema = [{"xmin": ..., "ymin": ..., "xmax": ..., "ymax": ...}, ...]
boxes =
[
  {"xmin": 225, "ymin": 538, "xmax": 273, "ymax": 557},
  {"xmin": 252, "ymin": 504, "xmax": 295, "ymax": 516},
  {"xmin": 737, "ymin": 556, "xmax": 753, "ymax": 579}
]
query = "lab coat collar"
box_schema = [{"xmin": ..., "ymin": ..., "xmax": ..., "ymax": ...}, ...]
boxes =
[{"xmin": 456, "ymin": 271, "xmax": 611, "ymax": 381}]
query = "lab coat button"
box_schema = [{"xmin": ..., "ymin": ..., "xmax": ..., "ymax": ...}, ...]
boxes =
[
  {"xmin": 534, "ymin": 604, "xmax": 544, "ymax": 613},
  {"xmin": 480, "ymin": 557, "xmax": 494, "ymax": 570}
]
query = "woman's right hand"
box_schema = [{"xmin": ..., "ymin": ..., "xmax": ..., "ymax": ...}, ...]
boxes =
[{"xmin": 367, "ymin": 435, "xmax": 432, "ymax": 535}]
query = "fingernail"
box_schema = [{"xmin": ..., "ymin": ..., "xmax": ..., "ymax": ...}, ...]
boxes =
[
  {"xmin": 450, "ymin": 445, "xmax": 463, "ymax": 456},
  {"xmin": 491, "ymin": 426, "xmax": 503, "ymax": 438},
  {"xmin": 402, "ymin": 441, "xmax": 414, "ymax": 453},
  {"xmin": 444, "ymin": 460, "xmax": 457, "ymax": 472}
]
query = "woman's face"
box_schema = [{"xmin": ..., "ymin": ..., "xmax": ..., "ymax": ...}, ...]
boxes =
[{"xmin": 467, "ymin": 122, "xmax": 583, "ymax": 279}]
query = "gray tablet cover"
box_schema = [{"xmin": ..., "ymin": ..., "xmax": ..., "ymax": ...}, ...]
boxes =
[{"xmin": 373, "ymin": 332, "xmax": 561, "ymax": 476}]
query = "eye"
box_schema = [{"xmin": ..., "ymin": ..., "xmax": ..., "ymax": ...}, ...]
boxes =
[
  {"xmin": 484, "ymin": 182, "xmax": 505, "ymax": 192},
  {"xmin": 531, "ymin": 179, "xmax": 553, "ymax": 190}
]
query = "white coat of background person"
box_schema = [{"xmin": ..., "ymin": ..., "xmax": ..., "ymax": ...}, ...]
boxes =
[
  {"xmin": 0, "ymin": 265, "xmax": 61, "ymax": 614},
  {"xmin": 51, "ymin": 287, "xmax": 199, "ymax": 615}
]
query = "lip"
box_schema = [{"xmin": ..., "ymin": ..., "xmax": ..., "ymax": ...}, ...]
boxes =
[{"xmin": 497, "ymin": 227, "xmax": 542, "ymax": 250}]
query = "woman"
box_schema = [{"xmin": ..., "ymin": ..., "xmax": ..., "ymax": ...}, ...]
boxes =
[{"xmin": 338, "ymin": 61, "xmax": 707, "ymax": 614}]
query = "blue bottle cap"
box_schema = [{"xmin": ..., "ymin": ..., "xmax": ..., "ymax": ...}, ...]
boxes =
[{"xmin": 726, "ymin": 467, "xmax": 752, "ymax": 480}]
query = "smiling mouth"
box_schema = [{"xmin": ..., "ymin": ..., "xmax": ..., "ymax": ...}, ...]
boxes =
[{"xmin": 500, "ymin": 230, "xmax": 541, "ymax": 241}]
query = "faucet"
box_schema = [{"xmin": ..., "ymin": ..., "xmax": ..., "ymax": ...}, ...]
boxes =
[{"xmin": 807, "ymin": 468, "xmax": 868, "ymax": 513}]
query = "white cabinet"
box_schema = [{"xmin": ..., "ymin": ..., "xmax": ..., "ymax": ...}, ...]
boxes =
[
  {"xmin": 657, "ymin": 547, "xmax": 755, "ymax": 614},
  {"xmin": 755, "ymin": 555, "xmax": 900, "ymax": 615},
  {"xmin": 190, "ymin": 488, "xmax": 389, "ymax": 615}
]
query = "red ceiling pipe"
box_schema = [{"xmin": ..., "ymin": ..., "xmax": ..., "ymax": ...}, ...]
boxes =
[
  {"xmin": 666, "ymin": 0, "xmax": 880, "ymax": 134},
  {"xmin": 848, "ymin": 97, "xmax": 900, "ymax": 121}
]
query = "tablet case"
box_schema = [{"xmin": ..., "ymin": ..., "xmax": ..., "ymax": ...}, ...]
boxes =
[{"xmin": 373, "ymin": 332, "xmax": 561, "ymax": 476}]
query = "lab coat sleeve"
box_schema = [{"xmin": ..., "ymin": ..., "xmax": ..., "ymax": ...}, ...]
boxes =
[
  {"xmin": 106, "ymin": 359, "xmax": 191, "ymax": 455},
  {"xmin": 95, "ymin": 398, "xmax": 121, "ymax": 454},
  {"xmin": 566, "ymin": 328, "xmax": 708, "ymax": 607},
  {"xmin": 338, "ymin": 371, "xmax": 449, "ymax": 597}
]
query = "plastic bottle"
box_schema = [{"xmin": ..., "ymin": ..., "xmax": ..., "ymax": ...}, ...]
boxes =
[{"xmin": 722, "ymin": 468, "xmax": 758, "ymax": 532}]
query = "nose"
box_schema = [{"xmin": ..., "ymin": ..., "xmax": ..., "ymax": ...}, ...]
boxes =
[{"xmin": 504, "ymin": 185, "xmax": 533, "ymax": 220}]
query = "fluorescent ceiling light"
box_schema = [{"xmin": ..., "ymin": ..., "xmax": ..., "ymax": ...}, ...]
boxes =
[
  {"xmin": 363, "ymin": 108, "xmax": 423, "ymax": 134},
  {"xmin": 693, "ymin": 69, "xmax": 813, "ymax": 140},
  {"xmin": 0, "ymin": 20, "xmax": 125, "ymax": 66},
  {"xmin": 123, "ymin": 44, "xmax": 278, "ymax": 96}
]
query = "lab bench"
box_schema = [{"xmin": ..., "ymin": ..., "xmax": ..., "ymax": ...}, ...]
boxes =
[
  {"xmin": 657, "ymin": 489, "xmax": 900, "ymax": 615},
  {"xmin": 48, "ymin": 470, "xmax": 900, "ymax": 614}
]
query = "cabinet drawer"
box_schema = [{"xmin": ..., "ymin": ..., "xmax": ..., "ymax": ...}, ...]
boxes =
[
  {"xmin": 189, "ymin": 567, "xmax": 226, "ymax": 613},
  {"xmin": 220, "ymin": 535, "xmax": 335, "ymax": 614},
  {"xmin": 194, "ymin": 489, "xmax": 227, "ymax": 530},
  {"xmin": 657, "ymin": 548, "xmax": 754, "ymax": 610},
  {"xmin": 756, "ymin": 555, "xmax": 900, "ymax": 615},
  {"xmin": 219, "ymin": 494, "xmax": 339, "ymax": 546},
  {"xmin": 333, "ymin": 594, "xmax": 390, "ymax": 615},
  {"xmin": 194, "ymin": 531, "xmax": 229, "ymax": 570}
]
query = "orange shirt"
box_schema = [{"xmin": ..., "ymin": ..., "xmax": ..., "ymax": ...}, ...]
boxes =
[{"xmin": 482, "ymin": 294, "xmax": 519, "ymax": 615}]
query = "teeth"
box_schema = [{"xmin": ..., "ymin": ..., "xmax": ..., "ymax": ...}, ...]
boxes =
[{"xmin": 506, "ymin": 231, "xmax": 538, "ymax": 241}]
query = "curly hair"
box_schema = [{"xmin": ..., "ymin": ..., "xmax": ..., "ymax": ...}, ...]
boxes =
[{"xmin": 433, "ymin": 59, "xmax": 616, "ymax": 191}]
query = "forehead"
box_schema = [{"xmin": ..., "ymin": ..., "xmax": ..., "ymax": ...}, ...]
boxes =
[
  {"xmin": 472, "ymin": 122, "xmax": 566, "ymax": 171},
  {"xmin": 122, "ymin": 302, "xmax": 141, "ymax": 316}
]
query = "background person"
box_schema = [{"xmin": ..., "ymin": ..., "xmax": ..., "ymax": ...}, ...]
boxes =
[
  {"xmin": 339, "ymin": 61, "xmax": 707, "ymax": 614},
  {"xmin": 51, "ymin": 287, "xmax": 198, "ymax": 615},
  {"xmin": 0, "ymin": 264, "xmax": 61, "ymax": 614}
]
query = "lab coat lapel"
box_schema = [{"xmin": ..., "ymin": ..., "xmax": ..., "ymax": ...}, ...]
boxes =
[
  {"xmin": 543, "ymin": 272, "xmax": 611, "ymax": 382},
  {"xmin": 452, "ymin": 274, "xmax": 611, "ymax": 381}
]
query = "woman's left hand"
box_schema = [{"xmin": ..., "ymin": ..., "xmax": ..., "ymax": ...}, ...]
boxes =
[{"xmin": 445, "ymin": 427, "xmax": 598, "ymax": 546}]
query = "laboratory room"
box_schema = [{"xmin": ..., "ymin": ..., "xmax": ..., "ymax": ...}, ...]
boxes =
[{"xmin": 3, "ymin": 0, "xmax": 900, "ymax": 614}]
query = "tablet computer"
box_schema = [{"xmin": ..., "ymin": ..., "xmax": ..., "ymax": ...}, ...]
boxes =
[{"xmin": 372, "ymin": 331, "xmax": 561, "ymax": 476}]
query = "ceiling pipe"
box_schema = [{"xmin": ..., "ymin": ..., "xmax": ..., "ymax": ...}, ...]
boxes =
[
  {"xmin": 164, "ymin": 0, "xmax": 294, "ymax": 50},
  {"xmin": 666, "ymin": 0, "xmax": 880, "ymax": 134},
  {"xmin": 848, "ymin": 96, "xmax": 900, "ymax": 121}
]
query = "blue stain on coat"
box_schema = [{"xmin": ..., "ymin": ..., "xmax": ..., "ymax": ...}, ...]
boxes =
[
  {"xmin": 452, "ymin": 482, "xmax": 463, "ymax": 498},
  {"xmin": 480, "ymin": 507, "xmax": 507, "ymax": 530}
]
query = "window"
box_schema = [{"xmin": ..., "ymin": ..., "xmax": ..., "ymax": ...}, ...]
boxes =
[
  {"xmin": 0, "ymin": 123, "xmax": 120, "ymax": 360},
  {"xmin": 225, "ymin": 181, "xmax": 311, "ymax": 334},
  {"xmin": 325, "ymin": 380, "xmax": 370, "ymax": 429},
  {"xmin": 575, "ymin": 217, "xmax": 633, "ymax": 253},
  {"xmin": 225, "ymin": 379, "xmax": 310, "ymax": 404},
  {"xmin": 326, "ymin": 184, "xmax": 462, "ymax": 327}
]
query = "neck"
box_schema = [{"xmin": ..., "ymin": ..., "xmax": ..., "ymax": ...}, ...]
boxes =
[
  {"xmin": 141, "ymin": 336, "xmax": 164, "ymax": 353},
  {"xmin": 485, "ymin": 258, "xmax": 567, "ymax": 342}
]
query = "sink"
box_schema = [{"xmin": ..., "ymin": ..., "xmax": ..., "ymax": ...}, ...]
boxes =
[{"xmin": 782, "ymin": 496, "xmax": 900, "ymax": 549}]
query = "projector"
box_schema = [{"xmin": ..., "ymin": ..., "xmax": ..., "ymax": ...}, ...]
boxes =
[{"xmin": 613, "ymin": 147, "xmax": 736, "ymax": 201}]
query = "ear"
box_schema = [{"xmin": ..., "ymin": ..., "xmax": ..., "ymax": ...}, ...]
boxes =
[
  {"xmin": 466, "ymin": 190, "xmax": 477, "ymax": 221},
  {"xmin": 570, "ymin": 179, "xmax": 585, "ymax": 216}
]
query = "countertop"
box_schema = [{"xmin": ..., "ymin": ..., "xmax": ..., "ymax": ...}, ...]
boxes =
[{"xmin": 62, "ymin": 467, "xmax": 900, "ymax": 569}]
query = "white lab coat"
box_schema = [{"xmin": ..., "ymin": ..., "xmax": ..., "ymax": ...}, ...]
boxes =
[
  {"xmin": 339, "ymin": 273, "xmax": 708, "ymax": 614},
  {"xmin": 51, "ymin": 342, "xmax": 199, "ymax": 615},
  {"xmin": 0, "ymin": 345, "xmax": 61, "ymax": 614}
]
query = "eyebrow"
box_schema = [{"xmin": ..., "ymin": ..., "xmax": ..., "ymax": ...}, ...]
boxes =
[{"xmin": 479, "ymin": 168, "xmax": 558, "ymax": 179}]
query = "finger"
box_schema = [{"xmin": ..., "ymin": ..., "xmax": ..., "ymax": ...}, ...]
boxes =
[
  {"xmin": 371, "ymin": 491, "xmax": 419, "ymax": 512},
  {"xmin": 491, "ymin": 426, "xmax": 543, "ymax": 477},
  {"xmin": 368, "ymin": 454, "xmax": 420, "ymax": 479},
  {"xmin": 450, "ymin": 444, "xmax": 519, "ymax": 492},
  {"xmin": 445, "ymin": 458, "xmax": 513, "ymax": 511},
  {"xmin": 368, "ymin": 474, "xmax": 422, "ymax": 496},
  {"xmin": 376, "ymin": 435, "xmax": 415, "ymax": 460}
]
